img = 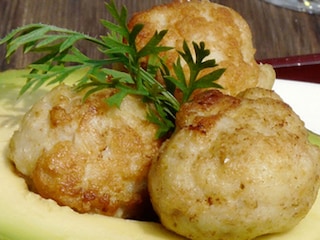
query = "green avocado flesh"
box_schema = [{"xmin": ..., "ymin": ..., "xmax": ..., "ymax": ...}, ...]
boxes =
[{"xmin": 0, "ymin": 70, "xmax": 320, "ymax": 240}]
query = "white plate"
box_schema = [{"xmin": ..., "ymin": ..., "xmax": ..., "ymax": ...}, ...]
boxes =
[
  {"xmin": 273, "ymin": 79, "xmax": 320, "ymax": 134},
  {"xmin": 0, "ymin": 72, "xmax": 320, "ymax": 240}
]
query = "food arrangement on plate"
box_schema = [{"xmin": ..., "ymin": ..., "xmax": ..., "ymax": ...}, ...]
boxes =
[{"xmin": 0, "ymin": 0, "xmax": 319, "ymax": 240}]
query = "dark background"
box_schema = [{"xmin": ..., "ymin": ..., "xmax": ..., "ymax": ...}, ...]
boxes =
[{"xmin": 1, "ymin": 0, "xmax": 320, "ymax": 70}]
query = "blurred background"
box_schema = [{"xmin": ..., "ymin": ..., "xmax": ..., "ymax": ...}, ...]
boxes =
[{"xmin": 0, "ymin": 0, "xmax": 320, "ymax": 70}]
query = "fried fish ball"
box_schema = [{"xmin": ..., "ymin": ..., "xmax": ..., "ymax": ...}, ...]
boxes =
[
  {"xmin": 148, "ymin": 88, "xmax": 320, "ymax": 240},
  {"xmin": 9, "ymin": 84, "xmax": 161, "ymax": 219},
  {"xmin": 128, "ymin": 0, "xmax": 275, "ymax": 96}
]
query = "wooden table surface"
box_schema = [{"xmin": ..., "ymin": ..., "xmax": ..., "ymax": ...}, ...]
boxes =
[{"xmin": 1, "ymin": 0, "xmax": 320, "ymax": 70}]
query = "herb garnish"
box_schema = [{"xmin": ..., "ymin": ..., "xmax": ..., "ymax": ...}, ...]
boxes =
[{"xmin": 0, "ymin": 0, "xmax": 224, "ymax": 138}]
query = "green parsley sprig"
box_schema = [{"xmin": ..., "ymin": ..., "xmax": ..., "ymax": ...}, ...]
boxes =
[
  {"xmin": 162, "ymin": 41, "xmax": 225, "ymax": 104},
  {"xmin": 0, "ymin": 0, "xmax": 224, "ymax": 138}
]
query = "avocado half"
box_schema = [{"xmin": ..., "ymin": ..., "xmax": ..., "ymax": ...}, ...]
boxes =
[{"xmin": 0, "ymin": 70, "xmax": 319, "ymax": 240}]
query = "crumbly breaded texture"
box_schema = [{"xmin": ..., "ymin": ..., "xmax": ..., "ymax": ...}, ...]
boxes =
[
  {"xmin": 9, "ymin": 84, "xmax": 161, "ymax": 219},
  {"xmin": 128, "ymin": 0, "xmax": 275, "ymax": 96},
  {"xmin": 148, "ymin": 88, "xmax": 320, "ymax": 240}
]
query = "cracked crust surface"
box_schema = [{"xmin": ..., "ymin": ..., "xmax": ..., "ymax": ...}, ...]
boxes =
[
  {"xmin": 149, "ymin": 88, "xmax": 320, "ymax": 240},
  {"xmin": 9, "ymin": 85, "xmax": 161, "ymax": 219},
  {"xmin": 128, "ymin": 0, "xmax": 275, "ymax": 96}
]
